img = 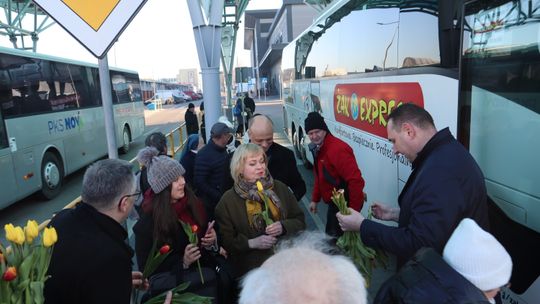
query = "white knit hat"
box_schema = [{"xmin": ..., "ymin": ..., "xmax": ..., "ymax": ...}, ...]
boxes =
[{"xmin": 443, "ymin": 218, "xmax": 512, "ymax": 291}]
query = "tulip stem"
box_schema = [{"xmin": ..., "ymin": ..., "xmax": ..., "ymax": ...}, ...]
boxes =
[{"xmin": 196, "ymin": 260, "xmax": 204, "ymax": 284}]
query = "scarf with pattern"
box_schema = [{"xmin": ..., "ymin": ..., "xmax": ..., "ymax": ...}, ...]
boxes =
[{"xmin": 234, "ymin": 173, "xmax": 284, "ymax": 233}]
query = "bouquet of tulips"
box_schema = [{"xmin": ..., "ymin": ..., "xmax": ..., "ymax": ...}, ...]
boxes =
[
  {"xmin": 180, "ymin": 221, "xmax": 204, "ymax": 284},
  {"xmin": 331, "ymin": 189, "xmax": 388, "ymax": 287},
  {"xmin": 256, "ymin": 180, "xmax": 274, "ymax": 226},
  {"xmin": 1, "ymin": 221, "xmax": 58, "ymax": 304}
]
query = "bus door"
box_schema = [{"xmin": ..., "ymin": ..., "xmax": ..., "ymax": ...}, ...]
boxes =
[
  {"xmin": 0, "ymin": 110, "xmax": 18, "ymax": 209},
  {"xmin": 460, "ymin": 0, "xmax": 540, "ymax": 301}
]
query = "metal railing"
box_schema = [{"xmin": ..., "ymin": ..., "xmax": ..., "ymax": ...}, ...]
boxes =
[{"xmin": 37, "ymin": 123, "xmax": 188, "ymax": 231}]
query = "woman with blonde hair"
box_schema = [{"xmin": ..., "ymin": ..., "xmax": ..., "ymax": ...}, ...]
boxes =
[{"xmin": 215, "ymin": 143, "xmax": 305, "ymax": 280}]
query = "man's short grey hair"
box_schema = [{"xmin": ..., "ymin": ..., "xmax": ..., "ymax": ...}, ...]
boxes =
[
  {"xmin": 240, "ymin": 231, "xmax": 367, "ymax": 304},
  {"xmin": 81, "ymin": 159, "xmax": 135, "ymax": 210}
]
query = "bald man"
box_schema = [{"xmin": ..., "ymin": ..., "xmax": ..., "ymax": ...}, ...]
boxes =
[{"xmin": 248, "ymin": 115, "xmax": 306, "ymax": 200}]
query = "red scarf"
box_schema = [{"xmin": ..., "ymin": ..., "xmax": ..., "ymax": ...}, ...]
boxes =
[{"xmin": 171, "ymin": 195, "xmax": 196, "ymax": 226}]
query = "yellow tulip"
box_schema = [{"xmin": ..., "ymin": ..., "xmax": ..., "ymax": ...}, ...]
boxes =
[
  {"xmin": 24, "ymin": 220, "xmax": 39, "ymax": 244},
  {"xmin": 43, "ymin": 227, "xmax": 58, "ymax": 247},
  {"xmin": 4, "ymin": 223, "xmax": 16, "ymax": 242},
  {"xmin": 5, "ymin": 224, "xmax": 25, "ymax": 245},
  {"xmin": 13, "ymin": 226, "xmax": 25, "ymax": 245},
  {"xmin": 256, "ymin": 181, "xmax": 264, "ymax": 192}
]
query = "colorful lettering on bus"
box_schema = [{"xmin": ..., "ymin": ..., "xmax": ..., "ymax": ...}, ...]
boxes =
[{"xmin": 334, "ymin": 83, "xmax": 424, "ymax": 138}]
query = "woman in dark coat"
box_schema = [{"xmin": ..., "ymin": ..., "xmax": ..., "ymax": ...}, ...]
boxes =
[
  {"xmin": 180, "ymin": 134, "xmax": 201, "ymax": 187},
  {"xmin": 134, "ymin": 147, "xmax": 218, "ymax": 300},
  {"xmin": 215, "ymin": 143, "xmax": 305, "ymax": 279}
]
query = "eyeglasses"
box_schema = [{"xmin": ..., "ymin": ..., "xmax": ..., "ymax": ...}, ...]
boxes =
[{"xmin": 117, "ymin": 191, "xmax": 141, "ymax": 208}]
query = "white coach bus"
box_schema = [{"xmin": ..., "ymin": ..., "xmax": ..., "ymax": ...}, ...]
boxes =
[
  {"xmin": 0, "ymin": 46, "xmax": 145, "ymax": 209},
  {"xmin": 282, "ymin": 0, "xmax": 539, "ymax": 302}
]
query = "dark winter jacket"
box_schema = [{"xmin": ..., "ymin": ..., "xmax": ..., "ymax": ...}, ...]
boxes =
[
  {"xmin": 45, "ymin": 203, "xmax": 133, "ymax": 304},
  {"xmin": 215, "ymin": 180, "xmax": 305, "ymax": 279},
  {"xmin": 194, "ymin": 139, "xmax": 229, "ymax": 215},
  {"xmin": 185, "ymin": 109, "xmax": 199, "ymax": 135},
  {"xmin": 180, "ymin": 151, "xmax": 197, "ymax": 187},
  {"xmin": 311, "ymin": 133, "xmax": 365, "ymax": 211},
  {"xmin": 374, "ymin": 248, "xmax": 491, "ymax": 304},
  {"xmin": 133, "ymin": 194, "xmax": 212, "ymax": 275},
  {"xmin": 267, "ymin": 142, "xmax": 306, "ymax": 201},
  {"xmin": 360, "ymin": 128, "xmax": 489, "ymax": 267},
  {"xmin": 243, "ymin": 96, "xmax": 255, "ymax": 114}
]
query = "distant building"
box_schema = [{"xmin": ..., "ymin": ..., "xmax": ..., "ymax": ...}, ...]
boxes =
[
  {"xmin": 244, "ymin": 0, "xmax": 317, "ymax": 96},
  {"xmin": 177, "ymin": 68, "xmax": 200, "ymax": 90}
]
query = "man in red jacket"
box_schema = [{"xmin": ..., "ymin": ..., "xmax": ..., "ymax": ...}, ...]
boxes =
[{"xmin": 305, "ymin": 112, "xmax": 365, "ymax": 237}]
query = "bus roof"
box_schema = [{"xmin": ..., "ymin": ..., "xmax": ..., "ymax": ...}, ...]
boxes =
[{"xmin": 0, "ymin": 45, "xmax": 138, "ymax": 75}]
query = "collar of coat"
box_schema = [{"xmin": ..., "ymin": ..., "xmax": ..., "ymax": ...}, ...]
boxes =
[{"xmin": 412, "ymin": 127, "xmax": 454, "ymax": 170}]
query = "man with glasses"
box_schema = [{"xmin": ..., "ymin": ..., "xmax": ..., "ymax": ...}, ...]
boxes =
[{"xmin": 45, "ymin": 159, "xmax": 146, "ymax": 304}]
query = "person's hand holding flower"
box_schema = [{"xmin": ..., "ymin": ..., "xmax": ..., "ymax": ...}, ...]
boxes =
[
  {"xmin": 183, "ymin": 244, "xmax": 201, "ymax": 268},
  {"xmin": 265, "ymin": 221, "xmax": 283, "ymax": 237}
]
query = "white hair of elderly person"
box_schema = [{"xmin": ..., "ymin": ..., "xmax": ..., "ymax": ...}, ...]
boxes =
[{"xmin": 239, "ymin": 231, "xmax": 367, "ymax": 304}]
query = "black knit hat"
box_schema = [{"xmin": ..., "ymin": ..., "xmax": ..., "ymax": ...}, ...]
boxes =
[{"xmin": 304, "ymin": 112, "xmax": 329, "ymax": 133}]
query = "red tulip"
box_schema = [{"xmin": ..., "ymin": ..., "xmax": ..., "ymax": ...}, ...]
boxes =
[
  {"xmin": 191, "ymin": 225, "xmax": 198, "ymax": 233},
  {"xmin": 159, "ymin": 244, "xmax": 170, "ymax": 255},
  {"xmin": 2, "ymin": 266, "xmax": 17, "ymax": 281}
]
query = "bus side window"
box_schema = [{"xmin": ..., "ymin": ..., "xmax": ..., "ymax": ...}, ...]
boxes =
[
  {"xmin": 0, "ymin": 109, "xmax": 7, "ymax": 149},
  {"xmin": 0, "ymin": 87, "xmax": 18, "ymax": 118},
  {"xmin": 20, "ymin": 83, "xmax": 51, "ymax": 115}
]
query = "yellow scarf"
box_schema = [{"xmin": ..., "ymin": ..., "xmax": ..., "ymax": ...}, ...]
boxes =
[{"xmin": 246, "ymin": 198, "xmax": 280, "ymax": 229}]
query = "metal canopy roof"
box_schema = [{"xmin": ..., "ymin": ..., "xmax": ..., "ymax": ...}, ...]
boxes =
[{"xmin": 0, "ymin": 0, "xmax": 55, "ymax": 51}]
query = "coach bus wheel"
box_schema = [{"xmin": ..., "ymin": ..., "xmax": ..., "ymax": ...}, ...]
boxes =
[
  {"xmin": 120, "ymin": 127, "xmax": 131, "ymax": 154},
  {"xmin": 40, "ymin": 152, "xmax": 64, "ymax": 199},
  {"xmin": 299, "ymin": 132, "xmax": 313, "ymax": 170},
  {"xmin": 293, "ymin": 131, "xmax": 301, "ymax": 159}
]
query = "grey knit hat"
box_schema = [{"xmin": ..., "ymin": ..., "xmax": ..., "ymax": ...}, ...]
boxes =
[{"xmin": 137, "ymin": 147, "xmax": 185, "ymax": 193}]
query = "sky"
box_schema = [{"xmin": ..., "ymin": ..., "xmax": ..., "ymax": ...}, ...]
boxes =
[{"xmin": 0, "ymin": 0, "xmax": 281, "ymax": 80}]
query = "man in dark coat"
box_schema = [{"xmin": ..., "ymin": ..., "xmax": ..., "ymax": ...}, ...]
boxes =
[
  {"xmin": 243, "ymin": 92, "xmax": 255, "ymax": 130},
  {"xmin": 185, "ymin": 102, "xmax": 199, "ymax": 136},
  {"xmin": 248, "ymin": 114, "xmax": 306, "ymax": 201},
  {"xmin": 194, "ymin": 122, "xmax": 233, "ymax": 220},
  {"xmin": 337, "ymin": 103, "xmax": 489, "ymax": 267},
  {"xmin": 45, "ymin": 159, "xmax": 144, "ymax": 304},
  {"xmin": 305, "ymin": 112, "xmax": 365, "ymax": 238},
  {"xmin": 374, "ymin": 218, "xmax": 512, "ymax": 304}
]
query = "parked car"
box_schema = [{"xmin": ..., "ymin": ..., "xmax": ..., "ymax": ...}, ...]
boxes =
[
  {"xmin": 176, "ymin": 91, "xmax": 192, "ymax": 101},
  {"xmin": 173, "ymin": 94, "xmax": 185, "ymax": 104},
  {"xmin": 183, "ymin": 90, "xmax": 199, "ymax": 100}
]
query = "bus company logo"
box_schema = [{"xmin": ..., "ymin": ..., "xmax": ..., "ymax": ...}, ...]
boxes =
[
  {"xmin": 48, "ymin": 113, "xmax": 84, "ymax": 134},
  {"xmin": 334, "ymin": 83, "xmax": 424, "ymax": 138}
]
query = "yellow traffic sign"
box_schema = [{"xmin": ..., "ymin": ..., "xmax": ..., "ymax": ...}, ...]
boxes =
[
  {"xmin": 34, "ymin": 0, "xmax": 147, "ymax": 58},
  {"xmin": 62, "ymin": 0, "xmax": 121, "ymax": 31}
]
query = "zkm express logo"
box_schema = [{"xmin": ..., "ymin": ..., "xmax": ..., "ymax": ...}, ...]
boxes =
[
  {"xmin": 333, "ymin": 83, "xmax": 424, "ymax": 138},
  {"xmin": 48, "ymin": 113, "xmax": 84, "ymax": 134}
]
